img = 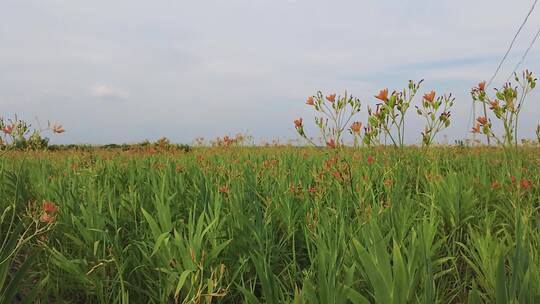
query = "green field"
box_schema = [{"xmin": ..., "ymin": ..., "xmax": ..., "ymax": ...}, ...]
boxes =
[{"xmin": 1, "ymin": 147, "xmax": 539, "ymax": 303}]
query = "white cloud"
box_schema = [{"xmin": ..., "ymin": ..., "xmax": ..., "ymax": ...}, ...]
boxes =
[{"xmin": 90, "ymin": 84, "xmax": 128, "ymax": 100}]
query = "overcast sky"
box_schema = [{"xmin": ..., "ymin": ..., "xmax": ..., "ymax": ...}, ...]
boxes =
[{"xmin": 1, "ymin": 0, "xmax": 540, "ymax": 144}]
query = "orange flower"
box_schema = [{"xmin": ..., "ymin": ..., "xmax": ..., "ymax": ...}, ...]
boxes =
[
  {"xmin": 2, "ymin": 124, "xmax": 14, "ymax": 135},
  {"xmin": 294, "ymin": 118, "xmax": 303, "ymax": 128},
  {"xmin": 43, "ymin": 201, "xmax": 58, "ymax": 214},
  {"xmin": 326, "ymin": 139, "xmax": 336, "ymax": 149},
  {"xmin": 350, "ymin": 122, "xmax": 362, "ymax": 134},
  {"xmin": 367, "ymin": 155, "xmax": 375, "ymax": 165},
  {"xmin": 520, "ymin": 179, "xmax": 531, "ymax": 190},
  {"xmin": 40, "ymin": 213, "xmax": 55, "ymax": 222},
  {"xmin": 476, "ymin": 116, "xmax": 487, "ymax": 126},
  {"xmin": 374, "ymin": 89, "xmax": 388, "ymax": 102},
  {"xmin": 40, "ymin": 200, "xmax": 58, "ymax": 223},
  {"xmin": 478, "ymin": 81, "xmax": 486, "ymax": 91},
  {"xmin": 471, "ymin": 123, "xmax": 481, "ymax": 133},
  {"xmin": 489, "ymin": 100, "xmax": 499, "ymax": 110},
  {"xmin": 218, "ymin": 186, "xmax": 229, "ymax": 194},
  {"xmin": 52, "ymin": 123, "xmax": 65, "ymax": 134},
  {"xmin": 306, "ymin": 96, "xmax": 315, "ymax": 105},
  {"xmin": 491, "ymin": 181, "xmax": 500, "ymax": 189},
  {"xmin": 326, "ymin": 94, "xmax": 336, "ymax": 103},
  {"xmin": 423, "ymin": 91, "xmax": 436, "ymax": 103}
]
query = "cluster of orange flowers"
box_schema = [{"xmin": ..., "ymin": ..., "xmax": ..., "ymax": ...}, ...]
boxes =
[
  {"xmin": 472, "ymin": 115, "xmax": 488, "ymax": 134},
  {"xmin": 40, "ymin": 200, "xmax": 58, "ymax": 222},
  {"xmin": 491, "ymin": 176, "xmax": 532, "ymax": 191}
]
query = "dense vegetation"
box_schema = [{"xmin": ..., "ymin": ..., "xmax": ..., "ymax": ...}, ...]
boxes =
[{"xmin": 1, "ymin": 146, "xmax": 539, "ymax": 303}]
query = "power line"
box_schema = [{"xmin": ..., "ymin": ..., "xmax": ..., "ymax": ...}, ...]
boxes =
[
  {"xmin": 486, "ymin": 0, "xmax": 538, "ymax": 87},
  {"xmin": 506, "ymin": 24, "xmax": 540, "ymax": 83}
]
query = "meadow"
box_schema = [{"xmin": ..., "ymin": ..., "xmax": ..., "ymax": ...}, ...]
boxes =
[{"xmin": 1, "ymin": 145, "xmax": 539, "ymax": 303}]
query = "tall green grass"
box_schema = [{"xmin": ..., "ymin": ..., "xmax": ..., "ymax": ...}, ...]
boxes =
[{"xmin": 0, "ymin": 147, "xmax": 539, "ymax": 303}]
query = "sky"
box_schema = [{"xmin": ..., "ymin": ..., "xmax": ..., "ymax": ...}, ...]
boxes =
[{"xmin": 1, "ymin": 0, "xmax": 540, "ymax": 145}]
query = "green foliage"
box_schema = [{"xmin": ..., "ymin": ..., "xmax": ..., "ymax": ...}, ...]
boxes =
[{"xmin": 0, "ymin": 146, "xmax": 539, "ymax": 303}]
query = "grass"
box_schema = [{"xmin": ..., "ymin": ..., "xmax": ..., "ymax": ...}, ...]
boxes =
[{"xmin": 0, "ymin": 146, "xmax": 539, "ymax": 303}]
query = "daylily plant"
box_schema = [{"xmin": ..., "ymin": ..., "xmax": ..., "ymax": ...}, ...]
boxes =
[
  {"xmin": 471, "ymin": 70, "xmax": 537, "ymax": 149},
  {"xmin": 364, "ymin": 80, "xmax": 423, "ymax": 148},
  {"xmin": 295, "ymin": 91, "xmax": 362, "ymax": 148},
  {"xmin": 415, "ymin": 90, "xmax": 455, "ymax": 146},
  {"xmin": 0, "ymin": 115, "xmax": 64, "ymax": 151}
]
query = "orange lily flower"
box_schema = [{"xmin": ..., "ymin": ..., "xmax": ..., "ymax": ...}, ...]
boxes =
[
  {"xmin": 423, "ymin": 91, "xmax": 436, "ymax": 103},
  {"xmin": 520, "ymin": 179, "xmax": 531, "ymax": 190},
  {"xmin": 471, "ymin": 123, "xmax": 481, "ymax": 133},
  {"xmin": 478, "ymin": 81, "xmax": 486, "ymax": 91},
  {"xmin": 294, "ymin": 118, "xmax": 303, "ymax": 128},
  {"xmin": 326, "ymin": 94, "xmax": 336, "ymax": 103},
  {"xmin": 43, "ymin": 201, "xmax": 58, "ymax": 213},
  {"xmin": 489, "ymin": 100, "xmax": 499, "ymax": 110},
  {"xmin": 52, "ymin": 123, "xmax": 65, "ymax": 134},
  {"xmin": 2, "ymin": 124, "xmax": 14, "ymax": 135},
  {"xmin": 218, "ymin": 186, "xmax": 229, "ymax": 194},
  {"xmin": 374, "ymin": 89, "xmax": 388, "ymax": 102},
  {"xmin": 306, "ymin": 96, "xmax": 315, "ymax": 105},
  {"xmin": 350, "ymin": 122, "xmax": 362, "ymax": 134},
  {"xmin": 476, "ymin": 116, "xmax": 487, "ymax": 126},
  {"xmin": 326, "ymin": 139, "xmax": 336, "ymax": 148}
]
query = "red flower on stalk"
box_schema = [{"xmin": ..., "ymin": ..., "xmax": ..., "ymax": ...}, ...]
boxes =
[
  {"xmin": 423, "ymin": 91, "xmax": 436, "ymax": 103},
  {"xmin": 306, "ymin": 96, "xmax": 315, "ymax": 105},
  {"xmin": 2, "ymin": 124, "xmax": 14, "ymax": 135},
  {"xmin": 489, "ymin": 100, "xmax": 499, "ymax": 110},
  {"xmin": 218, "ymin": 186, "xmax": 229, "ymax": 194},
  {"xmin": 40, "ymin": 200, "xmax": 58, "ymax": 223},
  {"xmin": 52, "ymin": 123, "xmax": 65, "ymax": 134},
  {"xmin": 478, "ymin": 81, "xmax": 486, "ymax": 91},
  {"xmin": 491, "ymin": 181, "xmax": 500, "ymax": 190},
  {"xmin": 375, "ymin": 89, "xmax": 389, "ymax": 102},
  {"xmin": 520, "ymin": 179, "xmax": 531, "ymax": 190},
  {"xmin": 326, "ymin": 139, "xmax": 336, "ymax": 149},
  {"xmin": 367, "ymin": 155, "xmax": 375, "ymax": 165},
  {"xmin": 476, "ymin": 116, "xmax": 488, "ymax": 126},
  {"xmin": 294, "ymin": 118, "xmax": 303, "ymax": 129},
  {"xmin": 43, "ymin": 201, "xmax": 58, "ymax": 213},
  {"xmin": 350, "ymin": 122, "xmax": 362, "ymax": 134},
  {"xmin": 326, "ymin": 94, "xmax": 336, "ymax": 103}
]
